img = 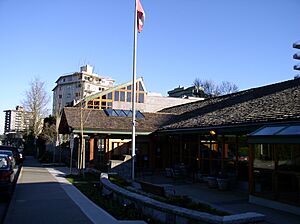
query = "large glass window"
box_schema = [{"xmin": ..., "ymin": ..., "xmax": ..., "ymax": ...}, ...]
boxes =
[
  {"xmin": 107, "ymin": 92, "xmax": 112, "ymax": 100},
  {"xmin": 127, "ymin": 92, "xmax": 132, "ymax": 102},
  {"xmin": 254, "ymin": 144, "xmax": 275, "ymax": 170},
  {"xmin": 224, "ymin": 143, "xmax": 237, "ymax": 173},
  {"xmin": 120, "ymin": 91, "xmax": 125, "ymax": 102},
  {"xmin": 253, "ymin": 144, "xmax": 300, "ymax": 205},
  {"xmin": 114, "ymin": 91, "xmax": 119, "ymax": 101},
  {"xmin": 278, "ymin": 144, "xmax": 300, "ymax": 172},
  {"xmin": 138, "ymin": 93, "xmax": 144, "ymax": 103}
]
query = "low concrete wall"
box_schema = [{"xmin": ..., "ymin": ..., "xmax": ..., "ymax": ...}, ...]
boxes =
[{"xmin": 100, "ymin": 173, "xmax": 265, "ymax": 224}]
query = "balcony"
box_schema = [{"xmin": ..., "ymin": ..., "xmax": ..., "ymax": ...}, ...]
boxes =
[
  {"xmin": 293, "ymin": 64, "xmax": 300, "ymax": 71},
  {"xmin": 293, "ymin": 53, "xmax": 300, "ymax": 60},
  {"xmin": 293, "ymin": 42, "xmax": 300, "ymax": 49}
]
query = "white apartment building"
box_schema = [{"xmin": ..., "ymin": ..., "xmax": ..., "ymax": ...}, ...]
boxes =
[
  {"xmin": 52, "ymin": 65, "xmax": 115, "ymax": 115},
  {"xmin": 4, "ymin": 106, "xmax": 31, "ymax": 134}
]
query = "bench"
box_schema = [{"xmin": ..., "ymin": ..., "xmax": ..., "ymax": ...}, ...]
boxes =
[{"xmin": 139, "ymin": 181, "xmax": 165, "ymax": 197}]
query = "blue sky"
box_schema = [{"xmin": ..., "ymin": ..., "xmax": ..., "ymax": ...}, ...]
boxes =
[{"xmin": 0, "ymin": 0, "xmax": 299, "ymax": 133}]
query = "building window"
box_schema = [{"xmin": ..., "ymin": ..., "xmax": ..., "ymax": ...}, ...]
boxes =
[
  {"xmin": 139, "ymin": 82, "xmax": 144, "ymax": 91},
  {"xmin": 120, "ymin": 91, "xmax": 125, "ymax": 102},
  {"xmin": 114, "ymin": 91, "xmax": 119, "ymax": 101},
  {"xmin": 127, "ymin": 92, "xmax": 132, "ymax": 102},
  {"xmin": 138, "ymin": 93, "xmax": 144, "ymax": 103},
  {"xmin": 59, "ymin": 95, "xmax": 62, "ymax": 99},
  {"xmin": 107, "ymin": 92, "xmax": 112, "ymax": 100}
]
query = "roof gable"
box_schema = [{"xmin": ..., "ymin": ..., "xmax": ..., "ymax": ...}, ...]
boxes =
[{"xmin": 82, "ymin": 77, "xmax": 146, "ymax": 102}]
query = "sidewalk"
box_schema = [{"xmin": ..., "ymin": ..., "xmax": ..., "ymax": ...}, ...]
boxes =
[
  {"xmin": 139, "ymin": 174, "xmax": 300, "ymax": 224},
  {"xmin": 4, "ymin": 157, "xmax": 145, "ymax": 224}
]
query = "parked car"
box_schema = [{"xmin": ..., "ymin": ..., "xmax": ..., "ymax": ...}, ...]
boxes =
[
  {"xmin": 0, "ymin": 150, "xmax": 16, "ymax": 168},
  {"xmin": 0, "ymin": 145, "xmax": 23, "ymax": 165},
  {"xmin": 0, "ymin": 154, "xmax": 15, "ymax": 197},
  {"xmin": 17, "ymin": 147, "xmax": 25, "ymax": 163}
]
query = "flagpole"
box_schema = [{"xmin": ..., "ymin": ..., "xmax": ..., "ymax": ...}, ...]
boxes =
[{"xmin": 131, "ymin": 0, "xmax": 138, "ymax": 181}]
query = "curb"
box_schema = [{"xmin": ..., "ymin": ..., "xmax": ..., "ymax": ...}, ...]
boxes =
[{"xmin": 47, "ymin": 168, "xmax": 146, "ymax": 224}]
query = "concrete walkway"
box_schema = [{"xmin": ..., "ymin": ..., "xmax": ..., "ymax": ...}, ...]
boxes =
[
  {"xmin": 4, "ymin": 157, "xmax": 145, "ymax": 224},
  {"xmin": 139, "ymin": 174, "xmax": 300, "ymax": 224}
]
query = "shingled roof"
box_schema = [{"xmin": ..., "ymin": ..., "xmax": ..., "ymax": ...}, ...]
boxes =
[
  {"xmin": 59, "ymin": 78, "xmax": 300, "ymax": 135},
  {"xmin": 159, "ymin": 78, "xmax": 300, "ymax": 131},
  {"xmin": 59, "ymin": 107, "xmax": 173, "ymax": 134}
]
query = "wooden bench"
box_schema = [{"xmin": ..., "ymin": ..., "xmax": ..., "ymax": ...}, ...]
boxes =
[{"xmin": 139, "ymin": 181, "xmax": 165, "ymax": 197}]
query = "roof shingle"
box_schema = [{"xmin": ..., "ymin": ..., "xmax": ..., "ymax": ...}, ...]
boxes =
[
  {"xmin": 159, "ymin": 78, "xmax": 300, "ymax": 130},
  {"xmin": 59, "ymin": 107, "xmax": 173, "ymax": 134}
]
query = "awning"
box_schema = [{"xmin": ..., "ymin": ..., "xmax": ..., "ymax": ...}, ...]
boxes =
[{"xmin": 248, "ymin": 123, "xmax": 300, "ymax": 144}]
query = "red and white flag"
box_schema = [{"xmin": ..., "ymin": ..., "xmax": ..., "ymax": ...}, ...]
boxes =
[{"xmin": 137, "ymin": 0, "xmax": 145, "ymax": 33}]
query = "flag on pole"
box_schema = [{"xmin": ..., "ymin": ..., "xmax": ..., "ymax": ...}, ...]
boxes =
[{"xmin": 137, "ymin": 0, "xmax": 145, "ymax": 33}]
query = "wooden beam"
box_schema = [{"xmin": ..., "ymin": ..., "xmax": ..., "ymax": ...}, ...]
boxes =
[
  {"xmin": 89, "ymin": 137, "xmax": 95, "ymax": 161},
  {"xmin": 248, "ymin": 144, "xmax": 254, "ymax": 194}
]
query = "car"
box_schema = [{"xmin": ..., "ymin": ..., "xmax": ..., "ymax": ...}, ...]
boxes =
[
  {"xmin": 0, "ymin": 150, "xmax": 16, "ymax": 168},
  {"xmin": 0, "ymin": 154, "xmax": 15, "ymax": 197},
  {"xmin": 0, "ymin": 145, "xmax": 23, "ymax": 165},
  {"xmin": 17, "ymin": 147, "xmax": 25, "ymax": 164}
]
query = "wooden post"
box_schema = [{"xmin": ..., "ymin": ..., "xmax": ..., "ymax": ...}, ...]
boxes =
[
  {"xmin": 77, "ymin": 136, "xmax": 81, "ymax": 170},
  {"xmin": 273, "ymin": 144, "xmax": 278, "ymax": 199},
  {"xmin": 89, "ymin": 137, "xmax": 95, "ymax": 161},
  {"xmin": 248, "ymin": 144, "xmax": 254, "ymax": 194},
  {"xmin": 197, "ymin": 134, "xmax": 201, "ymax": 170},
  {"xmin": 221, "ymin": 135, "xmax": 225, "ymax": 172},
  {"xmin": 179, "ymin": 134, "xmax": 183, "ymax": 163}
]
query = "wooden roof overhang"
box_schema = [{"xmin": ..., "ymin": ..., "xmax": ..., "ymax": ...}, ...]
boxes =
[{"xmin": 72, "ymin": 128, "xmax": 152, "ymax": 137}]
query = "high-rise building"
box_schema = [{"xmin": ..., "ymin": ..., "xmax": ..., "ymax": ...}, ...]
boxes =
[
  {"xmin": 3, "ymin": 106, "xmax": 31, "ymax": 134},
  {"xmin": 52, "ymin": 65, "xmax": 115, "ymax": 115},
  {"xmin": 293, "ymin": 41, "xmax": 300, "ymax": 73}
]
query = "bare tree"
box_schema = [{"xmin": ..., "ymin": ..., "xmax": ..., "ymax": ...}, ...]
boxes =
[
  {"xmin": 193, "ymin": 78, "xmax": 238, "ymax": 97},
  {"xmin": 22, "ymin": 77, "xmax": 50, "ymax": 139},
  {"xmin": 193, "ymin": 78, "xmax": 220, "ymax": 97},
  {"xmin": 218, "ymin": 81, "xmax": 239, "ymax": 95}
]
